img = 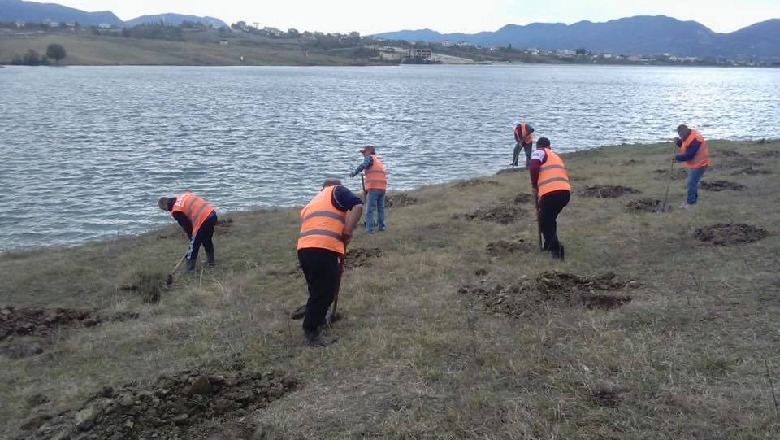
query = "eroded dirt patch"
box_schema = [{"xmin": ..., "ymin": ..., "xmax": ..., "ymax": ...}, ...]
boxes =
[
  {"xmin": 699, "ymin": 180, "xmax": 746, "ymax": 191},
  {"xmin": 486, "ymin": 239, "xmax": 533, "ymax": 256},
  {"xmin": 1, "ymin": 307, "xmax": 138, "ymax": 342},
  {"xmin": 728, "ymin": 166, "xmax": 772, "ymax": 176},
  {"xmin": 694, "ymin": 223, "xmax": 768, "ymax": 246},
  {"xmin": 625, "ymin": 198, "xmax": 664, "ymax": 212},
  {"xmin": 464, "ymin": 204, "xmax": 524, "ymax": 224},
  {"xmin": 385, "ymin": 193, "xmax": 418, "ymax": 208},
  {"xmin": 653, "ymin": 168, "xmax": 687, "ymax": 181},
  {"xmin": 20, "ymin": 369, "xmax": 298, "ymax": 440},
  {"xmin": 454, "ymin": 179, "xmax": 500, "ymax": 188},
  {"xmin": 579, "ymin": 185, "xmax": 641, "ymax": 198},
  {"xmin": 591, "ymin": 389, "xmax": 622, "ymax": 407},
  {"xmin": 458, "ymin": 271, "xmax": 635, "ymax": 317},
  {"xmin": 346, "ymin": 247, "xmax": 383, "ymax": 268}
]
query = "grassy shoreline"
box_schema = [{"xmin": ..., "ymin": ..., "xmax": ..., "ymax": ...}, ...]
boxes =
[{"xmin": 2, "ymin": 140, "xmax": 779, "ymax": 439}]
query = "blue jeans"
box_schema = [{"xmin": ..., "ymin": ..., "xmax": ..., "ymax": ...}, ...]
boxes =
[
  {"xmin": 686, "ymin": 166, "xmax": 707, "ymax": 205},
  {"xmin": 365, "ymin": 190, "xmax": 386, "ymax": 232}
]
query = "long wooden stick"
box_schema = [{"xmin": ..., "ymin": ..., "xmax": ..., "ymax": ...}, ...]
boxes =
[
  {"xmin": 766, "ymin": 359, "xmax": 779, "ymax": 419},
  {"xmin": 329, "ymin": 246, "xmax": 347, "ymax": 324}
]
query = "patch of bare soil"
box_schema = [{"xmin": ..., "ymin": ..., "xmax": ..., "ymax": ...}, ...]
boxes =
[
  {"xmin": 591, "ymin": 389, "xmax": 622, "ymax": 407},
  {"xmin": 216, "ymin": 217, "xmax": 234, "ymax": 235},
  {"xmin": 579, "ymin": 185, "xmax": 641, "ymax": 198},
  {"xmin": 453, "ymin": 179, "xmax": 500, "ymax": 188},
  {"xmin": 625, "ymin": 198, "xmax": 664, "ymax": 213},
  {"xmin": 694, "ymin": 223, "xmax": 768, "ymax": 246},
  {"xmin": 0, "ymin": 307, "xmax": 138, "ymax": 342},
  {"xmin": 458, "ymin": 271, "xmax": 635, "ymax": 317},
  {"xmin": 699, "ymin": 180, "xmax": 746, "ymax": 191},
  {"xmin": 728, "ymin": 166, "xmax": 772, "ymax": 176},
  {"xmin": 622, "ymin": 159, "xmax": 642, "ymax": 165},
  {"xmin": 653, "ymin": 168, "xmax": 688, "ymax": 181},
  {"xmin": 19, "ymin": 369, "xmax": 298, "ymax": 440},
  {"xmin": 719, "ymin": 150, "xmax": 745, "ymax": 157},
  {"xmin": 486, "ymin": 239, "xmax": 532, "ymax": 257},
  {"xmin": 513, "ymin": 193, "xmax": 534, "ymax": 204},
  {"xmin": 385, "ymin": 193, "xmax": 418, "ymax": 208},
  {"xmin": 345, "ymin": 247, "xmax": 383, "ymax": 269},
  {"xmin": 464, "ymin": 204, "xmax": 524, "ymax": 224}
]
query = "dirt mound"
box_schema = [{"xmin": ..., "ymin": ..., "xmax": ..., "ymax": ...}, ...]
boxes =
[
  {"xmin": 495, "ymin": 167, "xmax": 524, "ymax": 175},
  {"xmin": 21, "ymin": 369, "xmax": 297, "ymax": 440},
  {"xmin": 625, "ymin": 198, "xmax": 664, "ymax": 212},
  {"xmin": 513, "ymin": 193, "xmax": 534, "ymax": 204},
  {"xmin": 346, "ymin": 247, "xmax": 383, "ymax": 268},
  {"xmin": 728, "ymin": 166, "xmax": 772, "ymax": 176},
  {"xmin": 454, "ymin": 179, "xmax": 500, "ymax": 188},
  {"xmin": 622, "ymin": 159, "xmax": 642, "ymax": 165},
  {"xmin": 385, "ymin": 193, "xmax": 418, "ymax": 208},
  {"xmin": 654, "ymin": 168, "xmax": 687, "ymax": 181},
  {"xmin": 0, "ymin": 307, "xmax": 138, "ymax": 342},
  {"xmin": 486, "ymin": 239, "xmax": 532, "ymax": 256},
  {"xmin": 216, "ymin": 217, "xmax": 234, "ymax": 234},
  {"xmin": 591, "ymin": 389, "xmax": 622, "ymax": 407},
  {"xmin": 579, "ymin": 185, "xmax": 641, "ymax": 198},
  {"xmin": 458, "ymin": 271, "xmax": 635, "ymax": 317},
  {"xmin": 464, "ymin": 204, "xmax": 523, "ymax": 224},
  {"xmin": 699, "ymin": 180, "xmax": 746, "ymax": 191},
  {"xmin": 694, "ymin": 223, "xmax": 768, "ymax": 246},
  {"xmin": 719, "ymin": 150, "xmax": 745, "ymax": 157}
]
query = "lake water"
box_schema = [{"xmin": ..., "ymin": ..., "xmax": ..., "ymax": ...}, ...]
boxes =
[{"xmin": 1, "ymin": 64, "xmax": 779, "ymax": 251}]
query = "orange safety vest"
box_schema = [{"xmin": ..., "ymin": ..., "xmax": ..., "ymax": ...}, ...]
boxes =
[
  {"xmin": 364, "ymin": 155, "xmax": 387, "ymax": 191},
  {"xmin": 297, "ymin": 185, "xmax": 347, "ymax": 255},
  {"xmin": 171, "ymin": 192, "xmax": 214, "ymax": 235},
  {"xmin": 514, "ymin": 123, "xmax": 533, "ymax": 145},
  {"xmin": 537, "ymin": 148, "xmax": 571, "ymax": 197},
  {"xmin": 680, "ymin": 129, "xmax": 710, "ymax": 169}
]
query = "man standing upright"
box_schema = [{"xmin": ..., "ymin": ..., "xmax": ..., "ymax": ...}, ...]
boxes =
[
  {"xmin": 674, "ymin": 124, "xmax": 710, "ymax": 209},
  {"xmin": 349, "ymin": 146, "xmax": 387, "ymax": 233},
  {"xmin": 513, "ymin": 121, "xmax": 535, "ymax": 167},
  {"xmin": 530, "ymin": 137, "xmax": 571, "ymax": 260},
  {"xmin": 297, "ymin": 178, "xmax": 363, "ymax": 346},
  {"xmin": 158, "ymin": 192, "xmax": 217, "ymax": 272}
]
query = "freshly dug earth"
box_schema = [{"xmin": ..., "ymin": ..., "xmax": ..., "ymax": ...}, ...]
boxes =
[
  {"xmin": 458, "ymin": 271, "xmax": 635, "ymax": 318},
  {"xmin": 345, "ymin": 247, "xmax": 383, "ymax": 269},
  {"xmin": 579, "ymin": 185, "xmax": 641, "ymax": 198},
  {"xmin": 486, "ymin": 239, "xmax": 533, "ymax": 257},
  {"xmin": 464, "ymin": 204, "xmax": 524, "ymax": 224},
  {"xmin": 512, "ymin": 193, "xmax": 535, "ymax": 204},
  {"xmin": 694, "ymin": 223, "xmax": 769, "ymax": 246},
  {"xmin": 653, "ymin": 168, "xmax": 687, "ymax": 181},
  {"xmin": 495, "ymin": 167, "xmax": 524, "ymax": 175},
  {"xmin": 1, "ymin": 307, "xmax": 138, "ymax": 341},
  {"xmin": 385, "ymin": 193, "xmax": 418, "ymax": 208},
  {"xmin": 453, "ymin": 178, "xmax": 500, "ymax": 188},
  {"xmin": 626, "ymin": 198, "xmax": 664, "ymax": 213},
  {"xmin": 699, "ymin": 180, "xmax": 746, "ymax": 191},
  {"xmin": 728, "ymin": 166, "xmax": 772, "ymax": 176},
  {"xmin": 18, "ymin": 369, "xmax": 298, "ymax": 440}
]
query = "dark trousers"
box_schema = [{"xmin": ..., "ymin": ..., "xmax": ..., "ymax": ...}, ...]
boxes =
[
  {"xmin": 538, "ymin": 191, "xmax": 570, "ymax": 254},
  {"xmin": 187, "ymin": 212, "xmax": 217, "ymax": 262},
  {"xmin": 298, "ymin": 248, "xmax": 342, "ymax": 335},
  {"xmin": 512, "ymin": 143, "xmax": 533, "ymax": 167}
]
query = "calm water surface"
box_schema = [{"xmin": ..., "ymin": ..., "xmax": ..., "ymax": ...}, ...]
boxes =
[{"xmin": 1, "ymin": 65, "xmax": 778, "ymax": 250}]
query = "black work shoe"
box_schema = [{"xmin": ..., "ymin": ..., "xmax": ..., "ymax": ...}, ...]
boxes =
[
  {"xmin": 290, "ymin": 305, "xmax": 306, "ymax": 320},
  {"xmin": 306, "ymin": 333, "xmax": 338, "ymax": 347},
  {"xmin": 205, "ymin": 252, "xmax": 215, "ymax": 267},
  {"xmin": 184, "ymin": 258, "xmax": 197, "ymax": 272}
]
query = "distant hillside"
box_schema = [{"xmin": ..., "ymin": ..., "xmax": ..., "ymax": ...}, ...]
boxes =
[
  {"xmin": 0, "ymin": 0, "xmax": 227, "ymax": 28},
  {"xmin": 124, "ymin": 13, "xmax": 227, "ymax": 28},
  {"xmin": 373, "ymin": 15, "xmax": 780, "ymax": 59},
  {"xmin": 0, "ymin": 0, "xmax": 122, "ymax": 26}
]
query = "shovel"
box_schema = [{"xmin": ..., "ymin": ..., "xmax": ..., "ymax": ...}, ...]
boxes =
[
  {"xmin": 657, "ymin": 153, "xmax": 677, "ymax": 213},
  {"xmin": 165, "ymin": 254, "xmax": 186, "ymax": 288}
]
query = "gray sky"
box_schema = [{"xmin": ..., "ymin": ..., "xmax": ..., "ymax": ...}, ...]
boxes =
[{"xmin": 56, "ymin": 0, "xmax": 780, "ymax": 34}]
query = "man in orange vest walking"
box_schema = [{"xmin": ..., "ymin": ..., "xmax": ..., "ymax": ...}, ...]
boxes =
[
  {"xmin": 513, "ymin": 121, "xmax": 535, "ymax": 167},
  {"xmin": 297, "ymin": 178, "xmax": 363, "ymax": 346},
  {"xmin": 674, "ymin": 124, "xmax": 710, "ymax": 209},
  {"xmin": 158, "ymin": 192, "xmax": 218, "ymax": 272},
  {"xmin": 530, "ymin": 137, "xmax": 571, "ymax": 260},
  {"xmin": 349, "ymin": 146, "xmax": 387, "ymax": 233}
]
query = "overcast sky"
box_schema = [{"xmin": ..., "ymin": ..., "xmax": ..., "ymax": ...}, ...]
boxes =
[{"xmin": 55, "ymin": 0, "xmax": 780, "ymax": 34}]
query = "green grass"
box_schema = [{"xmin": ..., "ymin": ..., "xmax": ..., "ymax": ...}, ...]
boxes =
[{"xmin": 1, "ymin": 140, "xmax": 779, "ymax": 439}]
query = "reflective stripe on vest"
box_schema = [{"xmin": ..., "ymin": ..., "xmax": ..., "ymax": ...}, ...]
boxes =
[
  {"xmin": 171, "ymin": 192, "xmax": 214, "ymax": 235},
  {"xmin": 537, "ymin": 149, "xmax": 571, "ymax": 197},
  {"xmin": 680, "ymin": 129, "xmax": 710, "ymax": 169},
  {"xmin": 364, "ymin": 155, "xmax": 387, "ymax": 191},
  {"xmin": 516, "ymin": 123, "xmax": 533, "ymax": 144},
  {"xmin": 297, "ymin": 186, "xmax": 346, "ymax": 254}
]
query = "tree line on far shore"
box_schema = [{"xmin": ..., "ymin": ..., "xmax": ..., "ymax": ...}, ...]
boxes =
[{"xmin": 9, "ymin": 43, "xmax": 66, "ymax": 66}]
